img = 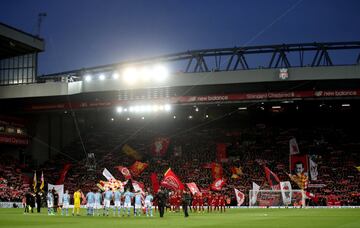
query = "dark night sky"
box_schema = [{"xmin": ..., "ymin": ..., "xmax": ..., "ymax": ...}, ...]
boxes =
[{"xmin": 1, "ymin": 0, "xmax": 359, "ymax": 75}]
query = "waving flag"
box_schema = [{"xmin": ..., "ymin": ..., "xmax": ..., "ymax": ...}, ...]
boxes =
[
  {"xmin": 102, "ymin": 168, "xmax": 115, "ymax": 181},
  {"xmin": 122, "ymin": 144, "xmax": 142, "ymax": 160},
  {"xmin": 211, "ymin": 163, "xmax": 223, "ymax": 179},
  {"xmin": 150, "ymin": 173, "xmax": 160, "ymax": 193},
  {"xmin": 289, "ymin": 138, "xmax": 300, "ymax": 155},
  {"xmin": 231, "ymin": 166, "xmax": 243, "ymax": 179},
  {"xmin": 356, "ymin": 166, "xmax": 360, "ymax": 172},
  {"xmin": 115, "ymin": 166, "xmax": 132, "ymax": 179},
  {"xmin": 152, "ymin": 138, "xmax": 170, "ymax": 157},
  {"xmin": 251, "ymin": 182, "xmax": 260, "ymax": 205},
  {"xmin": 280, "ymin": 181, "xmax": 292, "ymax": 205},
  {"xmin": 56, "ymin": 163, "xmax": 71, "ymax": 184},
  {"xmin": 33, "ymin": 171, "xmax": 37, "ymax": 192},
  {"xmin": 309, "ymin": 158, "xmax": 318, "ymax": 180},
  {"xmin": 40, "ymin": 171, "xmax": 44, "ymax": 191},
  {"xmin": 264, "ymin": 167, "xmax": 280, "ymax": 190},
  {"xmin": 210, "ymin": 178, "xmax": 226, "ymax": 191},
  {"xmin": 161, "ymin": 168, "xmax": 184, "ymax": 191},
  {"xmin": 186, "ymin": 182, "xmax": 200, "ymax": 195},
  {"xmin": 216, "ymin": 143, "xmax": 228, "ymax": 162},
  {"xmin": 234, "ymin": 188, "xmax": 245, "ymax": 206},
  {"xmin": 129, "ymin": 161, "xmax": 148, "ymax": 177},
  {"xmin": 132, "ymin": 180, "xmax": 145, "ymax": 195}
]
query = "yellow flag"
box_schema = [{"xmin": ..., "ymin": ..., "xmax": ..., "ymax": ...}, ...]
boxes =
[
  {"xmin": 33, "ymin": 171, "xmax": 37, "ymax": 192},
  {"xmin": 122, "ymin": 144, "xmax": 142, "ymax": 160},
  {"xmin": 355, "ymin": 166, "xmax": 360, "ymax": 172},
  {"xmin": 40, "ymin": 171, "xmax": 44, "ymax": 191}
]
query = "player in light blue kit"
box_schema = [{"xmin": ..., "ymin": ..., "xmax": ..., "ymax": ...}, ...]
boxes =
[
  {"xmin": 94, "ymin": 189, "xmax": 102, "ymax": 216},
  {"xmin": 86, "ymin": 190, "xmax": 95, "ymax": 216},
  {"xmin": 47, "ymin": 190, "xmax": 54, "ymax": 215},
  {"xmin": 144, "ymin": 192, "xmax": 154, "ymax": 217},
  {"xmin": 62, "ymin": 190, "xmax": 70, "ymax": 216},
  {"xmin": 123, "ymin": 188, "xmax": 134, "ymax": 217},
  {"xmin": 113, "ymin": 187, "xmax": 122, "ymax": 216},
  {"xmin": 103, "ymin": 188, "xmax": 113, "ymax": 216},
  {"xmin": 134, "ymin": 191, "xmax": 143, "ymax": 217}
]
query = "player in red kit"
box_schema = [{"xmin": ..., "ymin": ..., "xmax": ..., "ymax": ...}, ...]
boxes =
[
  {"xmin": 197, "ymin": 193, "xmax": 204, "ymax": 213},
  {"xmin": 213, "ymin": 193, "xmax": 219, "ymax": 212},
  {"xmin": 207, "ymin": 192, "xmax": 213, "ymax": 213},
  {"xmin": 219, "ymin": 194, "xmax": 226, "ymax": 213},
  {"xmin": 192, "ymin": 193, "xmax": 198, "ymax": 212}
]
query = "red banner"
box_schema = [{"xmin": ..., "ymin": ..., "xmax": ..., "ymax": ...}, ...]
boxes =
[
  {"xmin": 211, "ymin": 163, "xmax": 223, "ymax": 180},
  {"xmin": 56, "ymin": 163, "xmax": 71, "ymax": 184},
  {"xmin": 186, "ymin": 182, "xmax": 200, "ymax": 195},
  {"xmin": 115, "ymin": 166, "xmax": 132, "ymax": 179},
  {"xmin": 216, "ymin": 143, "xmax": 227, "ymax": 162},
  {"xmin": 160, "ymin": 168, "xmax": 184, "ymax": 191},
  {"xmin": 264, "ymin": 167, "xmax": 280, "ymax": 190},
  {"xmin": 151, "ymin": 138, "xmax": 170, "ymax": 157},
  {"xmin": 150, "ymin": 173, "xmax": 160, "ymax": 193},
  {"xmin": 211, "ymin": 178, "xmax": 226, "ymax": 191},
  {"xmin": 129, "ymin": 161, "xmax": 148, "ymax": 177},
  {"xmin": 0, "ymin": 135, "xmax": 29, "ymax": 145}
]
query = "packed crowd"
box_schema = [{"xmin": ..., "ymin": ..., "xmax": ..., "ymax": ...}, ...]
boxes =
[{"xmin": 1, "ymin": 116, "xmax": 360, "ymax": 206}]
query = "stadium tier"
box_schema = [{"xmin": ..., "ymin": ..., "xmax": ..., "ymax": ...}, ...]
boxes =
[{"xmin": 0, "ymin": 38, "xmax": 359, "ymax": 209}]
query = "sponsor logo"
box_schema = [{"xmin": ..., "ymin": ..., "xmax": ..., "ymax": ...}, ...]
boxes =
[{"xmin": 279, "ymin": 68, "xmax": 289, "ymax": 80}]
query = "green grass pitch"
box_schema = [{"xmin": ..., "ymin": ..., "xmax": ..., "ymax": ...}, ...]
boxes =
[{"xmin": 0, "ymin": 208, "xmax": 359, "ymax": 228}]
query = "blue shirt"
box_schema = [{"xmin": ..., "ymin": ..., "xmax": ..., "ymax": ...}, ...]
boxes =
[
  {"xmin": 47, "ymin": 192, "xmax": 53, "ymax": 203},
  {"xmin": 123, "ymin": 191, "xmax": 134, "ymax": 204},
  {"xmin": 94, "ymin": 192, "xmax": 102, "ymax": 203},
  {"xmin": 114, "ymin": 190, "xmax": 121, "ymax": 202},
  {"xmin": 135, "ymin": 194, "xmax": 142, "ymax": 205},
  {"xmin": 104, "ymin": 190, "xmax": 113, "ymax": 200},
  {"xmin": 145, "ymin": 195, "xmax": 153, "ymax": 203},
  {"xmin": 86, "ymin": 192, "xmax": 95, "ymax": 204},
  {"xmin": 63, "ymin": 193, "xmax": 70, "ymax": 203}
]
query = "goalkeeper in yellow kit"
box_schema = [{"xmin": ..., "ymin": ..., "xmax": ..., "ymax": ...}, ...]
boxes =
[{"xmin": 72, "ymin": 189, "xmax": 82, "ymax": 216}]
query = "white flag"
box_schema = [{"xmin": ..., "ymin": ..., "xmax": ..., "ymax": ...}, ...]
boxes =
[
  {"xmin": 289, "ymin": 138, "xmax": 300, "ymax": 155},
  {"xmin": 102, "ymin": 168, "xmax": 115, "ymax": 181},
  {"xmin": 309, "ymin": 158, "xmax": 318, "ymax": 180},
  {"xmin": 132, "ymin": 180, "xmax": 145, "ymax": 195},
  {"xmin": 234, "ymin": 188, "xmax": 245, "ymax": 206},
  {"xmin": 251, "ymin": 182, "xmax": 260, "ymax": 205},
  {"xmin": 280, "ymin": 181, "xmax": 292, "ymax": 205},
  {"xmin": 48, "ymin": 184, "xmax": 64, "ymax": 204}
]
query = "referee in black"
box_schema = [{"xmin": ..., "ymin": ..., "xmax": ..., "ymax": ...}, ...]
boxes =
[
  {"xmin": 182, "ymin": 190, "xmax": 191, "ymax": 217},
  {"xmin": 155, "ymin": 188, "xmax": 167, "ymax": 218}
]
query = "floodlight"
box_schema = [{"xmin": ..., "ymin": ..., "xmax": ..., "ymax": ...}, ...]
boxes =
[
  {"xmin": 122, "ymin": 67, "xmax": 138, "ymax": 84},
  {"xmin": 99, "ymin": 74, "xmax": 105, "ymax": 80},
  {"xmin": 116, "ymin": 106, "xmax": 123, "ymax": 113},
  {"xmin": 112, "ymin": 72, "xmax": 119, "ymax": 79},
  {"xmin": 164, "ymin": 104, "xmax": 171, "ymax": 111},
  {"xmin": 153, "ymin": 65, "xmax": 168, "ymax": 81},
  {"xmin": 84, "ymin": 75, "xmax": 92, "ymax": 82}
]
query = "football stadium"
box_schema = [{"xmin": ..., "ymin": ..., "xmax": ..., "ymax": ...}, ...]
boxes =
[{"xmin": 1, "ymin": 2, "xmax": 360, "ymax": 228}]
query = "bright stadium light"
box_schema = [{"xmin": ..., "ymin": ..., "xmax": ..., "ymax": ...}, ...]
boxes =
[
  {"xmin": 173, "ymin": 115, "xmax": 176, "ymax": 119},
  {"xmin": 116, "ymin": 106, "xmax": 123, "ymax": 113},
  {"xmin": 84, "ymin": 75, "xmax": 92, "ymax": 82},
  {"xmin": 153, "ymin": 65, "xmax": 168, "ymax": 81},
  {"xmin": 123, "ymin": 67, "xmax": 138, "ymax": 84},
  {"xmin": 139, "ymin": 67, "xmax": 153, "ymax": 82},
  {"xmin": 126, "ymin": 117, "xmax": 130, "ymax": 121},
  {"xmin": 164, "ymin": 104, "xmax": 171, "ymax": 111},
  {"xmin": 99, "ymin": 74, "xmax": 105, "ymax": 80},
  {"xmin": 188, "ymin": 115, "xmax": 193, "ymax": 119},
  {"xmin": 141, "ymin": 116, "xmax": 145, "ymax": 120},
  {"xmin": 112, "ymin": 72, "xmax": 119, "ymax": 79}
]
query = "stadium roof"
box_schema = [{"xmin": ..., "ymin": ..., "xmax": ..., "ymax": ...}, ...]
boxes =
[{"xmin": 0, "ymin": 22, "xmax": 44, "ymax": 59}]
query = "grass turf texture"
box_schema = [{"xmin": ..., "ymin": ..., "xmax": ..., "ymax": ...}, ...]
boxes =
[{"xmin": 0, "ymin": 208, "xmax": 359, "ymax": 228}]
